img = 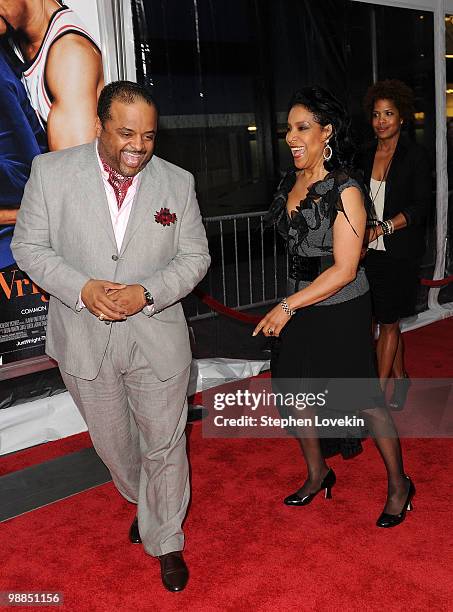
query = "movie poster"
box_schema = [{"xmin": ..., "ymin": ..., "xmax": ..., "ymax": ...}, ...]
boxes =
[{"xmin": 0, "ymin": 0, "xmax": 105, "ymax": 365}]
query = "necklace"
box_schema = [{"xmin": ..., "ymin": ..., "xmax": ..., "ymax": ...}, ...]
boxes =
[{"xmin": 370, "ymin": 150, "xmax": 394, "ymax": 207}]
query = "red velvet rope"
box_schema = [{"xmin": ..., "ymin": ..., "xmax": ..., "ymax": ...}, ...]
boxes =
[
  {"xmin": 193, "ymin": 275, "xmax": 453, "ymax": 325},
  {"xmin": 192, "ymin": 288, "xmax": 262, "ymax": 324},
  {"xmin": 420, "ymin": 275, "xmax": 453, "ymax": 288}
]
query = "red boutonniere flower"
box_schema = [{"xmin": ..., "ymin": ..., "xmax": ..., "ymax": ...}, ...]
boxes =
[{"xmin": 155, "ymin": 207, "xmax": 177, "ymax": 226}]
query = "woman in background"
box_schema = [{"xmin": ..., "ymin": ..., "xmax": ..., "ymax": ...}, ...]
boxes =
[{"xmin": 357, "ymin": 80, "xmax": 432, "ymax": 409}]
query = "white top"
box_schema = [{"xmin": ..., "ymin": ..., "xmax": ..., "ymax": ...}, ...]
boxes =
[
  {"xmin": 17, "ymin": 5, "xmax": 99, "ymax": 128},
  {"xmin": 368, "ymin": 178, "xmax": 386, "ymax": 251}
]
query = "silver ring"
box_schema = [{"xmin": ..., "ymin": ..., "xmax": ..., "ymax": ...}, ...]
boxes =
[
  {"xmin": 98, "ymin": 313, "xmax": 105, "ymax": 321},
  {"xmin": 268, "ymin": 328, "xmax": 274, "ymax": 335}
]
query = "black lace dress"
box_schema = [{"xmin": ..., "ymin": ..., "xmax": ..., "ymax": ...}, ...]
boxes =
[{"xmin": 265, "ymin": 168, "xmax": 382, "ymax": 459}]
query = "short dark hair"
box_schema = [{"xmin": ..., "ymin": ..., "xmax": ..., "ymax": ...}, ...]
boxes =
[
  {"xmin": 97, "ymin": 80, "xmax": 159, "ymax": 124},
  {"xmin": 363, "ymin": 79, "xmax": 415, "ymax": 123},
  {"xmin": 288, "ymin": 86, "xmax": 354, "ymax": 171}
]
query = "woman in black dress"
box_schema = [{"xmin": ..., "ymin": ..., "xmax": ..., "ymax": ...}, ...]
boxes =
[
  {"xmin": 357, "ymin": 80, "xmax": 432, "ymax": 409},
  {"xmin": 254, "ymin": 87, "xmax": 414, "ymax": 527}
]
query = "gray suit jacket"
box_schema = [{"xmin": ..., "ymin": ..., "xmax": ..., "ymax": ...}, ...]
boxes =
[{"xmin": 11, "ymin": 142, "xmax": 210, "ymax": 381}]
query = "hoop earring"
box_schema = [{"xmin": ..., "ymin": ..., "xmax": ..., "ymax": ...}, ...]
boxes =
[{"xmin": 323, "ymin": 141, "xmax": 333, "ymax": 162}]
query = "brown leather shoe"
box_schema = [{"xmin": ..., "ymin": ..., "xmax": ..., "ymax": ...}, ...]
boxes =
[
  {"xmin": 158, "ymin": 551, "xmax": 188, "ymax": 592},
  {"xmin": 129, "ymin": 517, "xmax": 141, "ymax": 544}
]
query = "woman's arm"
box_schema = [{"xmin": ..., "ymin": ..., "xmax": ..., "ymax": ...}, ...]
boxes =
[
  {"xmin": 288, "ymin": 186, "xmax": 366, "ymax": 308},
  {"xmin": 365, "ymin": 211, "xmax": 408, "ymax": 246},
  {"xmin": 253, "ymin": 186, "xmax": 366, "ymax": 336}
]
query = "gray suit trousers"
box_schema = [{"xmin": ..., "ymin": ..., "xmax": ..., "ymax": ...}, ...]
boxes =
[{"xmin": 61, "ymin": 320, "xmax": 190, "ymax": 557}]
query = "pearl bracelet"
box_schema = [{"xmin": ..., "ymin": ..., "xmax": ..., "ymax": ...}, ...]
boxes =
[{"xmin": 280, "ymin": 297, "xmax": 296, "ymax": 317}]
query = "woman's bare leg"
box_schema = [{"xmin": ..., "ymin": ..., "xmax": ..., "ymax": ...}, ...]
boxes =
[{"xmin": 376, "ymin": 321, "xmax": 400, "ymax": 387}]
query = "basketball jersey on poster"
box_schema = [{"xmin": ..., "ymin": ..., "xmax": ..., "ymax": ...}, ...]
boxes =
[{"xmin": 18, "ymin": 4, "xmax": 100, "ymax": 129}]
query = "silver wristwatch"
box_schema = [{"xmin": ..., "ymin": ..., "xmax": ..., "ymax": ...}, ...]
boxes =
[{"xmin": 141, "ymin": 286, "xmax": 154, "ymax": 307}]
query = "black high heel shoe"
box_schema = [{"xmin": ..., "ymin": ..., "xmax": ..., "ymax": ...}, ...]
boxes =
[
  {"xmin": 389, "ymin": 375, "xmax": 411, "ymax": 411},
  {"xmin": 284, "ymin": 468, "xmax": 336, "ymax": 506},
  {"xmin": 376, "ymin": 476, "xmax": 415, "ymax": 528}
]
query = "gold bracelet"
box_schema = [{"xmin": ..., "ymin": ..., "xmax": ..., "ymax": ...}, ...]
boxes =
[{"xmin": 280, "ymin": 297, "xmax": 296, "ymax": 317}]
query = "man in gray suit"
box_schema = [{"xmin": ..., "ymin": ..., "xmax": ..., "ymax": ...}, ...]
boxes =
[{"xmin": 11, "ymin": 81, "xmax": 210, "ymax": 593}]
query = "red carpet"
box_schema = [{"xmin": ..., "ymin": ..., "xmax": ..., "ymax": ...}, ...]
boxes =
[
  {"xmin": 2, "ymin": 432, "xmax": 452, "ymax": 611},
  {"xmin": 1, "ymin": 317, "xmax": 453, "ymax": 610}
]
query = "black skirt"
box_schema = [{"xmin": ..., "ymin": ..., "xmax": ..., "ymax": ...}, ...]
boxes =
[
  {"xmin": 271, "ymin": 292, "xmax": 383, "ymax": 459},
  {"xmin": 364, "ymin": 249, "xmax": 419, "ymax": 323}
]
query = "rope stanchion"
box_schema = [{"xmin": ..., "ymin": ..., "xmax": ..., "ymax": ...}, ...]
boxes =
[{"xmin": 192, "ymin": 288, "xmax": 262, "ymax": 324}]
